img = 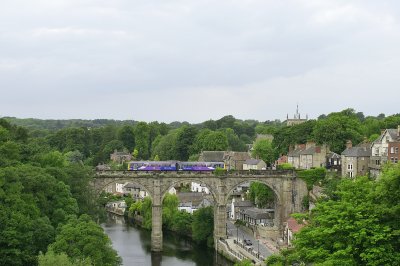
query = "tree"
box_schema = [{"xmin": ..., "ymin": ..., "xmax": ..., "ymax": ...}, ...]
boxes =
[
  {"xmin": 312, "ymin": 109, "xmax": 363, "ymax": 153},
  {"xmin": 134, "ymin": 122, "xmax": 150, "ymax": 159},
  {"xmin": 252, "ymin": 139, "xmax": 275, "ymax": 166},
  {"xmin": 192, "ymin": 206, "xmax": 214, "ymax": 247},
  {"xmin": 176, "ymin": 126, "xmax": 197, "ymax": 160},
  {"xmin": 289, "ymin": 165, "xmax": 400, "ymax": 265},
  {"xmin": 203, "ymin": 131, "xmax": 229, "ymax": 151},
  {"xmin": 117, "ymin": 125, "xmax": 135, "ymax": 151},
  {"xmin": 38, "ymin": 250, "xmax": 92, "ymax": 266},
  {"xmin": 249, "ymin": 182, "xmax": 275, "ymax": 208},
  {"xmin": 48, "ymin": 215, "xmax": 121, "ymax": 266},
  {"xmin": 151, "ymin": 132, "xmax": 178, "ymax": 160},
  {"xmin": 162, "ymin": 194, "xmax": 179, "ymax": 229}
]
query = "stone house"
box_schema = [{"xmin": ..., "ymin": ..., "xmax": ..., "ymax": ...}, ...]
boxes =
[
  {"xmin": 243, "ymin": 159, "xmax": 267, "ymax": 170},
  {"xmin": 299, "ymin": 142, "xmax": 329, "ymax": 169},
  {"xmin": 238, "ymin": 208, "xmax": 275, "ymax": 226},
  {"xmin": 370, "ymin": 127, "xmax": 400, "ymax": 177},
  {"xmin": 230, "ymin": 199, "xmax": 253, "ymax": 220},
  {"xmin": 326, "ymin": 152, "xmax": 341, "ymax": 172},
  {"xmin": 388, "ymin": 127, "xmax": 400, "ymax": 164},
  {"xmin": 341, "ymin": 141, "xmax": 371, "ymax": 178},
  {"xmin": 287, "ymin": 144, "xmax": 306, "ymax": 169},
  {"xmin": 110, "ymin": 149, "xmax": 132, "ymax": 164},
  {"xmin": 123, "ymin": 183, "xmax": 149, "ymax": 199},
  {"xmin": 199, "ymin": 151, "xmax": 251, "ymax": 170}
]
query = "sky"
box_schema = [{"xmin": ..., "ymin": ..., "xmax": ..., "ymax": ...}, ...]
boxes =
[{"xmin": 0, "ymin": 0, "xmax": 399, "ymax": 123}]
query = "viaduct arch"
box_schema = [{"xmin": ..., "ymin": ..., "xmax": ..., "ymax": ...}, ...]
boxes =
[{"xmin": 92, "ymin": 170, "xmax": 308, "ymax": 252}]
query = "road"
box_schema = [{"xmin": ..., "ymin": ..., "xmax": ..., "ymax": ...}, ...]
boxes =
[{"xmin": 226, "ymin": 220, "xmax": 273, "ymax": 258}]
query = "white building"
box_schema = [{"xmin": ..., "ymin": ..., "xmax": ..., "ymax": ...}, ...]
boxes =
[{"xmin": 191, "ymin": 182, "xmax": 210, "ymax": 194}]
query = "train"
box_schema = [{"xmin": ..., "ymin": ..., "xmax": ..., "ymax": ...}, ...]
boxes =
[{"xmin": 127, "ymin": 161, "xmax": 225, "ymax": 171}]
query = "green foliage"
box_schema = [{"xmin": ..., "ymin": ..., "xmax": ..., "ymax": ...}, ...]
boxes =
[
  {"xmin": 296, "ymin": 168, "xmax": 326, "ymax": 190},
  {"xmin": 312, "ymin": 109, "xmax": 363, "ymax": 153},
  {"xmin": 277, "ymin": 163, "xmax": 294, "ymax": 170},
  {"xmin": 141, "ymin": 197, "xmax": 153, "ymax": 229},
  {"xmin": 214, "ymin": 167, "xmax": 227, "ymax": 176},
  {"xmin": 151, "ymin": 132, "xmax": 178, "ymax": 160},
  {"xmin": 38, "ymin": 250, "xmax": 92, "ymax": 266},
  {"xmin": 192, "ymin": 206, "xmax": 214, "ymax": 247},
  {"xmin": 117, "ymin": 125, "xmax": 135, "ymax": 151},
  {"xmin": 176, "ymin": 125, "xmax": 198, "ymax": 160},
  {"xmin": 289, "ymin": 164, "xmax": 400, "ymax": 266},
  {"xmin": 162, "ymin": 194, "xmax": 179, "ymax": 229},
  {"xmin": 249, "ymin": 182, "xmax": 275, "ymax": 208},
  {"xmin": 252, "ymin": 139, "xmax": 276, "ymax": 165},
  {"xmin": 134, "ymin": 122, "xmax": 150, "ymax": 160},
  {"xmin": 48, "ymin": 215, "xmax": 121, "ymax": 266},
  {"xmin": 265, "ymin": 254, "xmax": 285, "ymax": 266},
  {"xmin": 234, "ymin": 259, "xmax": 253, "ymax": 266}
]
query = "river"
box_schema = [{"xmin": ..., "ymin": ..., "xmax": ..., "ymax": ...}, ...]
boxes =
[{"xmin": 102, "ymin": 214, "xmax": 234, "ymax": 266}]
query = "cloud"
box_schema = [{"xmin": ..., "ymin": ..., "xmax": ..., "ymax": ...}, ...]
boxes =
[{"xmin": 0, "ymin": 0, "xmax": 400, "ymax": 122}]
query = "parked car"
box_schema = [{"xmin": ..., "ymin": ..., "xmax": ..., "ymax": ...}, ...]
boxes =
[{"xmin": 244, "ymin": 239, "xmax": 252, "ymax": 246}]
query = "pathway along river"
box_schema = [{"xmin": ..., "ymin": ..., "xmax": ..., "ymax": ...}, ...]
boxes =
[{"xmin": 102, "ymin": 213, "xmax": 234, "ymax": 266}]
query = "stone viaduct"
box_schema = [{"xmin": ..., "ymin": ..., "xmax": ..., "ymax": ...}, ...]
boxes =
[{"xmin": 92, "ymin": 170, "xmax": 308, "ymax": 252}]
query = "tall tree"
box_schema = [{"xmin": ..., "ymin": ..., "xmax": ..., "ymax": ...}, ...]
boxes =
[
  {"xmin": 176, "ymin": 126, "xmax": 197, "ymax": 161},
  {"xmin": 134, "ymin": 122, "xmax": 150, "ymax": 160}
]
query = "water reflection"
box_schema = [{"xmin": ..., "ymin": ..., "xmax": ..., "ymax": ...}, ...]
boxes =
[{"xmin": 102, "ymin": 214, "xmax": 233, "ymax": 266}]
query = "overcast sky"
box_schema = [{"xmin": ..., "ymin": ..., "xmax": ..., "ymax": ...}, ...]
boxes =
[{"xmin": 0, "ymin": 0, "xmax": 399, "ymax": 123}]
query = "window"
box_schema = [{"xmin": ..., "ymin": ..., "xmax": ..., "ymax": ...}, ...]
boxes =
[
  {"xmin": 349, "ymin": 172, "xmax": 353, "ymax": 178},
  {"xmin": 395, "ymin": 158, "xmax": 398, "ymax": 163},
  {"xmin": 391, "ymin": 157, "xmax": 394, "ymax": 163},
  {"xmin": 347, "ymin": 164, "xmax": 353, "ymax": 170},
  {"xmin": 375, "ymin": 148, "xmax": 379, "ymax": 156},
  {"xmin": 391, "ymin": 147, "xmax": 395, "ymax": 154},
  {"xmin": 396, "ymin": 147, "xmax": 399, "ymax": 154}
]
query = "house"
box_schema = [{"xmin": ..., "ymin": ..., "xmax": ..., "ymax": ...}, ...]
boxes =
[
  {"xmin": 178, "ymin": 198, "xmax": 212, "ymax": 214},
  {"xmin": 96, "ymin": 163, "xmax": 110, "ymax": 171},
  {"xmin": 238, "ymin": 208, "xmax": 274, "ymax": 226},
  {"xmin": 123, "ymin": 183, "xmax": 149, "ymax": 199},
  {"xmin": 110, "ymin": 149, "xmax": 132, "ymax": 164},
  {"xmin": 287, "ymin": 144, "xmax": 306, "ymax": 169},
  {"xmin": 230, "ymin": 199, "xmax": 253, "ymax": 220},
  {"xmin": 191, "ymin": 182, "xmax": 210, "ymax": 194},
  {"xmin": 326, "ymin": 152, "xmax": 341, "ymax": 172},
  {"xmin": 388, "ymin": 127, "xmax": 400, "ymax": 164},
  {"xmin": 105, "ymin": 182, "xmax": 125, "ymax": 195},
  {"xmin": 370, "ymin": 127, "xmax": 400, "ymax": 177},
  {"xmin": 341, "ymin": 141, "xmax": 371, "ymax": 178},
  {"xmin": 243, "ymin": 159, "xmax": 267, "ymax": 170},
  {"xmin": 284, "ymin": 217, "xmax": 305, "ymax": 247},
  {"xmin": 299, "ymin": 142, "xmax": 329, "ymax": 169},
  {"xmin": 199, "ymin": 151, "xmax": 251, "ymax": 170},
  {"xmin": 275, "ymin": 155, "xmax": 288, "ymax": 166}
]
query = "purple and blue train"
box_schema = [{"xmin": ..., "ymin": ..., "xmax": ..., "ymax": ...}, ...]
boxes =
[{"xmin": 127, "ymin": 161, "xmax": 225, "ymax": 171}]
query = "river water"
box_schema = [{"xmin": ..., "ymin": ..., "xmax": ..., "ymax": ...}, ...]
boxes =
[{"xmin": 102, "ymin": 214, "xmax": 234, "ymax": 266}]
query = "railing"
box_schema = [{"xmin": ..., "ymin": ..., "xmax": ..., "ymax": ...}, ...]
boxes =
[{"xmin": 219, "ymin": 239, "xmax": 246, "ymax": 261}]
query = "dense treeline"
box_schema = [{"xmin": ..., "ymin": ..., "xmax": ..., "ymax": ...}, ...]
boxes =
[
  {"xmin": 5, "ymin": 109, "xmax": 400, "ymax": 168},
  {"xmin": 0, "ymin": 119, "xmax": 120, "ymax": 265}
]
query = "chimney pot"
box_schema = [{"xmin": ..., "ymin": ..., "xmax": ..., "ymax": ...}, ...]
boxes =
[{"xmin": 346, "ymin": 140, "xmax": 353, "ymax": 149}]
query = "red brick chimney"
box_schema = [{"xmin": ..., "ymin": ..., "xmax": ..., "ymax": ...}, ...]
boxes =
[{"xmin": 346, "ymin": 140, "xmax": 352, "ymax": 149}]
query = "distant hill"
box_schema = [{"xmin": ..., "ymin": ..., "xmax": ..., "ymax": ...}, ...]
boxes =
[{"xmin": 2, "ymin": 117, "xmax": 137, "ymax": 131}]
